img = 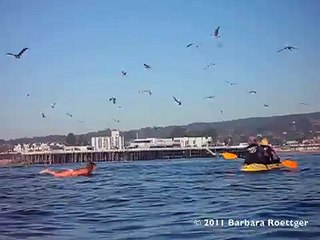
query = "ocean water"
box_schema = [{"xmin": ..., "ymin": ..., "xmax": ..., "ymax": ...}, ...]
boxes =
[{"xmin": 0, "ymin": 154, "xmax": 319, "ymax": 240}]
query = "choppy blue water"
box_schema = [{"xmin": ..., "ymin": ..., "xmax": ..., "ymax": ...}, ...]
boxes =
[{"xmin": 0, "ymin": 154, "xmax": 320, "ymax": 240}]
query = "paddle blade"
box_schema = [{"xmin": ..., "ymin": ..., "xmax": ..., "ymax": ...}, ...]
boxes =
[
  {"xmin": 221, "ymin": 152, "xmax": 238, "ymax": 160},
  {"xmin": 282, "ymin": 160, "xmax": 298, "ymax": 169}
]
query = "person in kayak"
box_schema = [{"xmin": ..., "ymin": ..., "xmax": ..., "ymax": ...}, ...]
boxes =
[
  {"xmin": 260, "ymin": 138, "xmax": 281, "ymax": 164},
  {"xmin": 40, "ymin": 161, "xmax": 96, "ymax": 177},
  {"xmin": 243, "ymin": 136, "xmax": 266, "ymax": 165}
]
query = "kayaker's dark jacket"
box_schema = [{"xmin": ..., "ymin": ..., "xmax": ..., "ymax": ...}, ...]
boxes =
[
  {"xmin": 244, "ymin": 144, "xmax": 266, "ymax": 164},
  {"xmin": 261, "ymin": 145, "xmax": 280, "ymax": 164}
]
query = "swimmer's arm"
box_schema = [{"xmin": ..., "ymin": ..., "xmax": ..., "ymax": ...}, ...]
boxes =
[{"xmin": 41, "ymin": 169, "xmax": 59, "ymax": 176}]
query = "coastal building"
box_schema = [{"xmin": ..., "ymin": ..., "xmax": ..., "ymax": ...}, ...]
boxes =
[
  {"xmin": 91, "ymin": 136, "xmax": 111, "ymax": 151},
  {"xmin": 91, "ymin": 130, "xmax": 124, "ymax": 151},
  {"xmin": 128, "ymin": 138, "xmax": 153, "ymax": 149},
  {"xmin": 128, "ymin": 138, "xmax": 180, "ymax": 149},
  {"xmin": 175, "ymin": 136, "xmax": 213, "ymax": 148},
  {"xmin": 49, "ymin": 143, "xmax": 65, "ymax": 151},
  {"xmin": 13, "ymin": 144, "xmax": 22, "ymax": 153},
  {"xmin": 286, "ymin": 140, "xmax": 299, "ymax": 145},
  {"xmin": 64, "ymin": 146, "xmax": 94, "ymax": 151},
  {"xmin": 13, "ymin": 142, "xmax": 92, "ymax": 153},
  {"xmin": 13, "ymin": 143, "xmax": 51, "ymax": 153},
  {"xmin": 128, "ymin": 136, "xmax": 212, "ymax": 149},
  {"xmin": 111, "ymin": 130, "xmax": 124, "ymax": 149}
]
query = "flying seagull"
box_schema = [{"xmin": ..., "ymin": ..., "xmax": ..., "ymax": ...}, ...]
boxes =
[
  {"xmin": 117, "ymin": 105, "xmax": 122, "ymax": 109},
  {"xmin": 66, "ymin": 113, "xmax": 73, "ymax": 118},
  {"xmin": 300, "ymin": 102, "xmax": 309, "ymax": 106},
  {"xmin": 263, "ymin": 104, "xmax": 269, "ymax": 107},
  {"xmin": 113, "ymin": 119, "xmax": 120, "ymax": 123},
  {"xmin": 139, "ymin": 90, "xmax": 152, "ymax": 95},
  {"xmin": 211, "ymin": 26, "xmax": 221, "ymax": 38},
  {"xmin": 7, "ymin": 48, "xmax": 29, "ymax": 59},
  {"xmin": 144, "ymin": 63, "xmax": 151, "ymax": 69},
  {"xmin": 225, "ymin": 80, "xmax": 237, "ymax": 86},
  {"xmin": 109, "ymin": 97, "xmax": 116, "ymax": 104},
  {"xmin": 173, "ymin": 96, "xmax": 182, "ymax": 105},
  {"xmin": 249, "ymin": 90, "xmax": 257, "ymax": 94},
  {"xmin": 26, "ymin": 93, "xmax": 31, "ymax": 100},
  {"xmin": 186, "ymin": 43, "xmax": 200, "ymax": 48},
  {"xmin": 186, "ymin": 43, "xmax": 193, "ymax": 48},
  {"xmin": 203, "ymin": 96, "xmax": 215, "ymax": 99},
  {"xmin": 220, "ymin": 110, "xmax": 224, "ymax": 114},
  {"xmin": 121, "ymin": 71, "xmax": 127, "ymax": 76},
  {"xmin": 277, "ymin": 46, "xmax": 298, "ymax": 53},
  {"xmin": 203, "ymin": 62, "xmax": 215, "ymax": 70},
  {"xmin": 41, "ymin": 112, "xmax": 46, "ymax": 118},
  {"xmin": 50, "ymin": 102, "xmax": 56, "ymax": 108}
]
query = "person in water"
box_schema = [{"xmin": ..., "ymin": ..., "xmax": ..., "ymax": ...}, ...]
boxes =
[
  {"xmin": 40, "ymin": 161, "xmax": 96, "ymax": 177},
  {"xmin": 260, "ymin": 138, "xmax": 281, "ymax": 164},
  {"xmin": 243, "ymin": 136, "xmax": 266, "ymax": 165}
]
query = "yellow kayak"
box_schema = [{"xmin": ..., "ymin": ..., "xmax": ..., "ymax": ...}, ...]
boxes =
[{"xmin": 241, "ymin": 163, "xmax": 283, "ymax": 172}]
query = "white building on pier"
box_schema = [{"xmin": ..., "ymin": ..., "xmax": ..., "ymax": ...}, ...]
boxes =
[
  {"xmin": 128, "ymin": 136, "xmax": 213, "ymax": 149},
  {"xmin": 176, "ymin": 136, "xmax": 213, "ymax": 148},
  {"xmin": 13, "ymin": 143, "xmax": 52, "ymax": 153},
  {"xmin": 91, "ymin": 130, "xmax": 124, "ymax": 151}
]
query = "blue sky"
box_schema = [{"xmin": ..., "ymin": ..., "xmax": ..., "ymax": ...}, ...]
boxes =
[{"xmin": 0, "ymin": 0, "xmax": 319, "ymax": 139}]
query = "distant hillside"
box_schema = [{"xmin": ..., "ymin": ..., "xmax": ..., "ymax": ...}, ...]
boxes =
[
  {"xmin": 4, "ymin": 112, "xmax": 320, "ymax": 146},
  {"xmin": 121, "ymin": 112, "xmax": 320, "ymax": 145},
  {"xmin": 6, "ymin": 135, "xmax": 66, "ymax": 146}
]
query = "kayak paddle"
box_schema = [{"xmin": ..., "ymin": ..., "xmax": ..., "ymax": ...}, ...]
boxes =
[
  {"xmin": 221, "ymin": 152, "xmax": 298, "ymax": 169},
  {"xmin": 221, "ymin": 152, "xmax": 238, "ymax": 160},
  {"xmin": 281, "ymin": 160, "xmax": 298, "ymax": 169}
]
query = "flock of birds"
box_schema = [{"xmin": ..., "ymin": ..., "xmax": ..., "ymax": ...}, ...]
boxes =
[{"xmin": 7, "ymin": 26, "xmax": 309, "ymax": 127}]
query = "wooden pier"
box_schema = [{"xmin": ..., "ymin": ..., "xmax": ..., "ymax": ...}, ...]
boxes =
[
  {"xmin": 1, "ymin": 146, "xmax": 248, "ymax": 166},
  {"xmin": 22, "ymin": 146, "xmax": 247, "ymax": 165},
  {"xmin": 2, "ymin": 143, "xmax": 319, "ymax": 167}
]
